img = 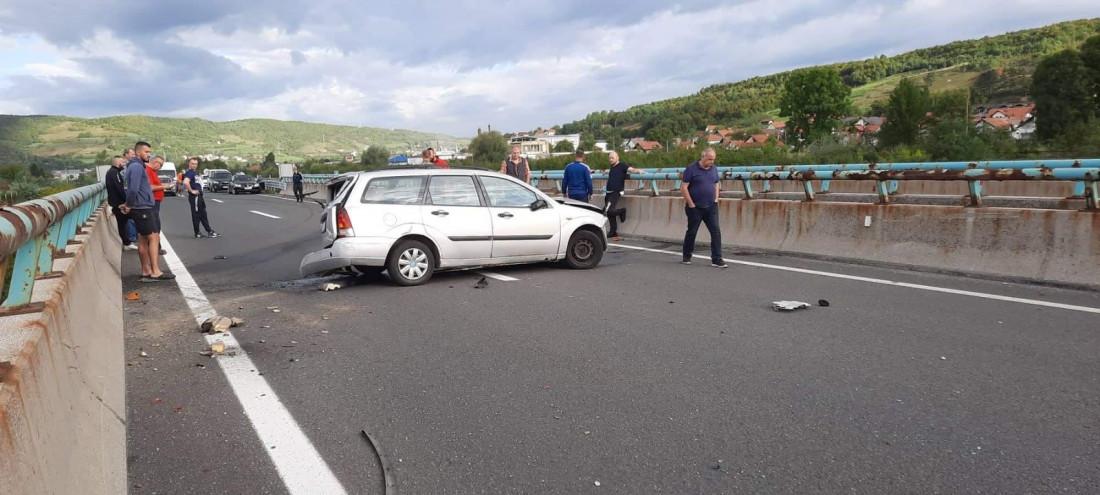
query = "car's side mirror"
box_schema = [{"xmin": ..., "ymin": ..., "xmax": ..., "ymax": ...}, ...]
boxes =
[{"xmin": 530, "ymin": 199, "xmax": 548, "ymax": 211}]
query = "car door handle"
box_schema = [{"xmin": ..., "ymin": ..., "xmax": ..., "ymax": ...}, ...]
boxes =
[
  {"xmin": 431, "ymin": 210, "xmax": 449, "ymax": 216},
  {"xmin": 498, "ymin": 212, "xmax": 514, "ymax": 218}
]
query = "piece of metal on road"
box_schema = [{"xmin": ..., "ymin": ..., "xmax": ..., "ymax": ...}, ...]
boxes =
[
  {"xmin": 477, "ymin": 271, "xmax": 519, "ymax": 282},
  {"xmin": 249, "ymin": 210, "xmax": 282, "ymax": 219},
  {"xmin": 159, "ymin": 236, "xmax": 348, "ymax": 495},
  {"xmin": 611, "ymin": 242, "xmax": 1100, "ymax": 315}
]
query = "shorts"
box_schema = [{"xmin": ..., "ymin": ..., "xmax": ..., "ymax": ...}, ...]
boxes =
[{"xmin": 131, "ymin": 209, "xmax": 159, "ymax": 236}]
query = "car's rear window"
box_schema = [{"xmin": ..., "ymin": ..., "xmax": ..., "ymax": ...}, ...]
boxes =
[{"xmin": 361, "ymin": 176, "xmax": 426, "ymax": 205}]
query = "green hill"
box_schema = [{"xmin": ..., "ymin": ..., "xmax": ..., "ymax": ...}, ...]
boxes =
[
  {"xmin": 559, "ymin": 18, "xmax": 1100, "ymax": 141},
  {"xmin": 0, "ymin": 115, "xmax": 466, "ymax": 164}
]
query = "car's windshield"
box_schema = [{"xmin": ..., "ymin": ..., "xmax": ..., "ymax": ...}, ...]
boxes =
[
  {"xmin": 157, "ymin": 172, "xmax": 175, "ymax": 179},
  {"xmin": 233, "ymin": 176, "xmax": 253, "ymax": 183},
  {"xmin": 210, "ymin": 171, "xmax": 231, "ymax": 179}
]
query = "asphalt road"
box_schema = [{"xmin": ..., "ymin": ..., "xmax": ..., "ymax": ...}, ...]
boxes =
[{"xmin": 123, "ymin": 191, "xmax": 1100, "ymax": 494}]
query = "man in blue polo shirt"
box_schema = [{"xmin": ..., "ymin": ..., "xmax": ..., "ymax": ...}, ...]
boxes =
[
  {"xmin": 121, "ymin": 141, "xmax": 174, "ymax": 281},
  {"xmin": 680, "ymin": 147, "xmax": 727, "ymax": 268},
  {"xmin": 562, "ymin": 149, "xmax": 592, "ymax": 202}
]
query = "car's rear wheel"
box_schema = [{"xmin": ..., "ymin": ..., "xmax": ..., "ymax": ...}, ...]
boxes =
[
  {"xmin": 386, "ymin": 240, "xmax": 435, "ymax": 286},
  {"xmin": 564, "ymin": 229, "xmax": 603, "ymax": 269}
]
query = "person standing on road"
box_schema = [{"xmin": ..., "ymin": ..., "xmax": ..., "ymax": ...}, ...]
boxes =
[
  {"xmin": 105, "ymin": 155, "xmax": 137, "ymax": 251},
  {"xmin": 122, "ymin": 148, "xmax": 138, "ymax": 243},
  {"xmin": 292, "ymin": 167, "xmax": 304, "ymax": 202},
  {"xmin": 562, "ymin": 149, "xmax": 593, "ymax": 202},
  {"xmin": 604, "ymin": 151, "xmax": 643, "ymax": 241},
  {"xmin": 680, "ymin": 148, "xmax": 727, "ymax": 268},
  {"xmin": 182, "ymin": 157, "xmax": 219, "ymax": 238},
  {"xmin": 424, "ymin": 148, "xmax": 449, "ymax": 168},
  {"xmin": 120, "ymin": 141, "xmax": 174, "ymax": 281},
  {"xmin": 500, "ymin": 146, "xmax": 531, "ymax": 183}
]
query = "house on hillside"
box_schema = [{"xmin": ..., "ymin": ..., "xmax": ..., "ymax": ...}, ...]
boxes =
[
  {"xmin": 631, "ymin": 140, "xmax": 664, "ymax": 153},
  {"xmin": 974, "ymin": 103, "xmax": 1035, "ymax": 139},
  {"xmin": 736, "ymin": 134, "xmax": 784, "ymax": 149}
]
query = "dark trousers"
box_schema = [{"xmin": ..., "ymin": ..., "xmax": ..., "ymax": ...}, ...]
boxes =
[
  {"xmin": 604, "ymin": 191, "xmax": 625, "ymax": 236},
  {"xmin": 293, "ymin": 183, "xmax": 304, "ymax": 202},
  {"xmin": 187, "ymin": 193, "xmax": 213, "ymax": 235},
  {"xmin": 683, "ymin": 205, "xmax": 722, "ymax": 263},
  {"xmin": 568, "ymin": 193, "xmax": 590, "ymax": 203},
  {"xmin": 111, "ymin": 207, "xmax": 132, "ymax": 246}
]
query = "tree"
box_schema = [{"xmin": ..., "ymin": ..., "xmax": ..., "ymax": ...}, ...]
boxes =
[
  {"xmin": 779, "ymin": 68, "xmax": 851, "ymax": 147},
  {"xmin": 880, "ymin": 78, "xmax": 930, "ymax": 147},
  {"xmin": 1031, "ymin": 49, "xmax": 1094, "ymax": 141},
  {"xmin": 361, "ymin": 145, "xmax": 390, "ymax": 167},
  {"xmin": 1079, "ymin": 35, "xmax": 1100, "ymax": 114},
  {"xmin": 468, "ymin": 131, "xmax": 509, "ymax": 167},
  {"xmin": 94, "ymin": 150, "xmax": 109, "ymax": 164},
  {"xmin": 263, "ymin": 152, "xmax": 276, "ymax": 168},
  {"xmin": 28, "ymin": 163, "xmax": 50, "ymax": 178},
  {"xmin": 579, "ymin": 133, "xmax": 596, "ymax": 152},
  {"xmin": 925, "ymin": 119, "xmax": 991, "ymax": 161},
  {"xmin": 552, "ymin": 140, "xmax": 574, "ymax": 153}
]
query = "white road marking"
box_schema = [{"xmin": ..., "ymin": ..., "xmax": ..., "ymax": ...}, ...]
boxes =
[
  {"xmin": 477, "ymin": 271, "xmax": 519, "ymax": 282},
  {"xmin": 159, "ymin": 237, "xmax": 347, "ymax": 494},
  {"xmin": 210, "ymin": 198, "xmax": 224, "ymax": 203},
  {"xmin": 610, "ymin": 242, "xmax": 1100, "ymax": 315},
  {"xmin": 250, "ymin": 210, "xmax": 282, "ymax": 219}
]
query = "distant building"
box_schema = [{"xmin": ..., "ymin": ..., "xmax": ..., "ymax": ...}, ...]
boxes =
[
  {"xmin": 508, "ymin": 133, "xmax": 581, "ymax": 158},
  {"xmin": 974, "ymin": 103, "xmax": 1036, "ymax": 139}
]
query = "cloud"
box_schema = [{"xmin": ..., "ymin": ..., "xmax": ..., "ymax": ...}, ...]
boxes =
[{"xmin": 0, "ymin": 0, "xmax": 1097, "ymax": 135}]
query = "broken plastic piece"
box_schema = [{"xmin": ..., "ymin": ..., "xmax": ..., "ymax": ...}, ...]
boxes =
[
  {"xmin": 125, "ymin": 291, "xmax": 141, "ymax": 301},
  {"xmin": 772, "ymin": 300, "xmax": 811, "ymax": 312},
  {"xmin": 320, "ymin": 282, "xmax": 342, "ymax": 291}
]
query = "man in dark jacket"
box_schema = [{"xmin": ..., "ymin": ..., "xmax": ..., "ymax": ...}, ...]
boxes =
[
  {"xmin": 562, "ymin": 149, "xmax": 593, "ymax": 202},
  {"xmin": 103, "ymin": 156, "xmax": 137, "ymax": 251}
]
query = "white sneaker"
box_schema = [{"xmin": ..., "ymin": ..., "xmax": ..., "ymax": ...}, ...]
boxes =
[{"xmin": 123, "ymin": 244, "xmax": 138, "ymax": 251}]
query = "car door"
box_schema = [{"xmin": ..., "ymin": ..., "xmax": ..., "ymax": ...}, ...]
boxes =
[
  {"xmin": 478, "ymin": 175, "xmax": 561, "ymax": 259},
  {"xmin": 421, "ymin": 175, "xmax": 493, "ymax": 263}
]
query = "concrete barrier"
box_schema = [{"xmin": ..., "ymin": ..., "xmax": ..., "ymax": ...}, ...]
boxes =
[
  {"xmin": 0, "ymin": 206, "xmax": 125, "ymax": 494},
  {"xmin": 613, "ymin": 195, "xmax": 1100, "ymax": 289}
]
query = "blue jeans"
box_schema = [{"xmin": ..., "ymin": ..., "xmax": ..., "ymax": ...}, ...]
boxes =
[
  {"xmin": 683, "ymin": 205, "xmax": 722, "ymax": 263},
  {"xmin": 126, "ymin": 218, "xmax": 137, "ymax": 243}
]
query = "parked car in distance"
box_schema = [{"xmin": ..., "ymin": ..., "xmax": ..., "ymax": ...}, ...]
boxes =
[
  {"xmin": 157, "ymin": 161, "xmax": 177, "ymax": 196},
  {"xmin": 230, "ymin": 174, "xmax": 261, "ymax": 194},
  {"xmin": 300, "ymin": 168, "xmax": 608, "ymax": 286},
  {"xmin": 206, "ymin": 169, "xmax": 233, "ymax": 192}
]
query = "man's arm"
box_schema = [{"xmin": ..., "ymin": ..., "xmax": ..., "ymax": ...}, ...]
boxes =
[
  {"xmin": 184, "ymin": 177, "xmax": 197, "ymax": 195},
  {"xmin": 681, "ymin": 168, "xmax": 695, "ymax": 208}
]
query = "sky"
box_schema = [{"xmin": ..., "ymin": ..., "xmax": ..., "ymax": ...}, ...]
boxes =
[{"xmin": 0, "ymin": 1, "xmax": 1096, "ymax": 136}]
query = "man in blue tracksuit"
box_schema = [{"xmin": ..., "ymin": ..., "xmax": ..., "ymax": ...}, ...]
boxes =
[{"xmin": 562, "ymin": 149, "xmax": 592, "ymax": 202}]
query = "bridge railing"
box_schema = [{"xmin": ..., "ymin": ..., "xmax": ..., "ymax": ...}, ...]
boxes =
[
  {"xmin": 0, "ymin": 183, "xmax": 106, "ymax": 311},
  {"xmin": 532, "ymin": 159, "xmax": 1100, "ymax": 209}
]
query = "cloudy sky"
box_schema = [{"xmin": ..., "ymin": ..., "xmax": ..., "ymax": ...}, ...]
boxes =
[{"xmin": 0, "ymin": 1, "xmax": 1095, "ymax": 136}]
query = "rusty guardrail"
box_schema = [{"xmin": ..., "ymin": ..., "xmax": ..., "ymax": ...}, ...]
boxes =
[{"xmin": 0, "ymin": 183, "xmax": 106, "ymax": 312}]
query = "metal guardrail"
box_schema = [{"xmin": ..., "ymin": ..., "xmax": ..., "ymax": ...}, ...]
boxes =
[
  {"xmin": 0, "ymin": 183, "xmax": 107, "ymax": 311},
  {"xmin": 531, "ymin": 159, "xmax": 1100, "ymax": 209}
]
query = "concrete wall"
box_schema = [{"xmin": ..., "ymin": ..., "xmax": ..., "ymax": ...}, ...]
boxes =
[
  {"xmin": 578, "ymin": 179, "xmax": 1080, "ymax": 198},
  {"xmin": 613, "ymin": 195, "xmax": 1100, "ymax": 289},
  {"xmin": 0, "ymin": 207, "xmax": 125, "ymax": 494}
]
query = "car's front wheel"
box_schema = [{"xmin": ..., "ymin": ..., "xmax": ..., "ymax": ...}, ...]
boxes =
[
  {"xmin": 386, "ymin": 239, "xmax": 435, "ymax": 286},
  {"xmin": 564, "ymin": 229, "xmax": 603, "ymax": 269}
]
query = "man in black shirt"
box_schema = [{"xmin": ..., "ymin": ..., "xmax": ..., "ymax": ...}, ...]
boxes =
[
  {"xmin": 604, "ymin": 151, "xmax": 643, "ymax": 241},
  {"xmin": 103, "ymin": 156, "xmax": 137, "ymax": 251}
]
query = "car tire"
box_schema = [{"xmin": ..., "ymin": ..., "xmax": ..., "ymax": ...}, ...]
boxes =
[
  {"xmin": 564, "ymin": 229, "xmax": 603, "ymax": 269},
  {"xmin": 386, "ymin": 240, "xmax": 435, "ymax": 286}
]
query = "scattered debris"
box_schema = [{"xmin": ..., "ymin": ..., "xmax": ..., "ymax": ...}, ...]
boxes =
[
  {"xmin": 772, "ymin": 301, "xmax": 811, "ymax": 312},
  {"xmin": 360, "ymin": 429, "xmax": 398, "ymax": 495},
  {"xmin": 817, "ymin": 299, "xmax": 831, "ymax": 307},
  {"xmin": 940, "ymin": 356, "xmax": 947, "ymax": 360},
  {"xmin": 322, "ymin": 315, "xmax": 329, "ymax": 320},
  {"xmin": 126, "ymin": 291, "xmax": 141, "ymax": 301},
  {"xmin": 320, "ymin": 282, "xmax": 342, "ymax": 291},
  {"xmin": 668, "ymin": 301, "xmax": 675, "ymax": 304},
  {"xmin": 195, "ymin": 363, "xmax": 206, "ymax": 369},
  {"xmin": 209, "ymin": 341, "xmax": 226, "ymax": 355},
  {"xmin": 266, "ymin": 306, "xmax": 279, "ymax": 310},
  {"xmin": 288, "ymin": 358, "xmax": 298, "ymax": 362},
  {"xmin": 262, "ymin": 325, "xmax": 270, "ymax": 329},
  {"xmin": 139, "ymin": 350, "xmax": 149, "ymax": 358},
  {"xmin": 594, "ymin": 481, "xmax": 601, "ymax": 487},
  {"xmin": 201, "ymin": 316, "xmax": 243, "ymax": 334},
  {"xmin": 213, "ymin": 255, "xmax": 227, "ymax": 260},
  {"xmin": 474, "ymin": 277, "xmax": 489, "ymax": 289},
  {"xmin": 198, "ymin": 350, "xmax": 213, "ymax": 357},
  {"xmin": 710, "ymin": 461, "xmax": 723, "ymax": 471},
  {"xmin": 151, "ymin": 398, "xmax": 162, "ymax": 405},
  {"xmin": 272, "ymin": 309, "xmax": 281, "ymax": 313},
  {"xmin": 174, "ymin": 406, "xmax": 184, "ymax": 413}
]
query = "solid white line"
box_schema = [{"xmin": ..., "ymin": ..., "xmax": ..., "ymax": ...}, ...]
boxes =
[
  {"xmin": 210, "ymin": 198, "xmax": 224, "ymax": 203},
  {"xmin": 610, "ymin": 242, "xmax": 1100, "ymax": 315},
  {"xmin": 249, "ymin": 210, "xmax": 282, "ymax": 219},
  {"xmin": 477, "ymin": 271, "xmax": 520, "ymax": 282},
  {"xmin": 159, "ymin": 237, "xmax": 348, "ymax": 494}
]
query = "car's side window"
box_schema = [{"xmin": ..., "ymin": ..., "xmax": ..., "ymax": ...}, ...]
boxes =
[
  {"xmin": 361, "ymin": 176, "xmax": 426, "ymax": 205},
  {"xmin": 480, "ymin": 176, "xmax": 538, "ymax": 208},
  {"xmin": 428, "ymin": 176, "xmax": 482, "ymax": 207}
]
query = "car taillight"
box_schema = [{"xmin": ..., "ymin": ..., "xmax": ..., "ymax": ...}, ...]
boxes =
[{"xmin": 336, "ymin": 206, "xmax": 354, "ymax": 238}]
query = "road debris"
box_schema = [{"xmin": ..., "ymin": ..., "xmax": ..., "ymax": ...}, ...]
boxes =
[
  {"xmin": 209, "ymin": 341, "xmax": 226, "ymax": 355},
  {"xmin": 818, "ymin": 299, "xmax": 831, "ymax": 307},
  {"xmin": 320, "ymin": 282, "xmax": 342, "ymax": 291},
  {"xmin": 125, "ymin": 291, "xmax": 141, "ymax": 301},
  {"xmin": 213, "ymin": 255, "xmax": 227, "ymax": 260},
  {"xmin": 594, "ymin": 481, "xmax": 601, "ymax": 487},
  {"xmin": 772, "ymin": 300, "xmax": 811, "ymax": 312},
  {"xmin": 474, "ymin": 277, "xmax": 489, "ymax": 289},
  {"xmin": 139, "ymin": 350, "xmax": 149, "ymax": 358},
  {"xmin": 200, "ymin": 316, "xmax": 244, "ymax": 334},
  {"xmin": 361, "ymin": 429, "xmax": 398, "ymax": 495}
]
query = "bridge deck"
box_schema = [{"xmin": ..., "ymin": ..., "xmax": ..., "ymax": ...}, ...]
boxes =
[{"xmin": 123, "ymin": 193, "xmax": 1100, "ymax": 494}]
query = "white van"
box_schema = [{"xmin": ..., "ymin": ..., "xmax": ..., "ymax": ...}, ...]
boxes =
[{"xmin": 157, "ymin": 161, "xmax": 178, "ymax": 196}]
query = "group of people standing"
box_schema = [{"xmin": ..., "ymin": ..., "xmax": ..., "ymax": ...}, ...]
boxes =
[
  {"xmin": 499, "ymin": 145, "xmax": 727, "ymax": 267},
  {"xmin": 104, "ymin": 142, "xmax": 219, "ymax": 282}
]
